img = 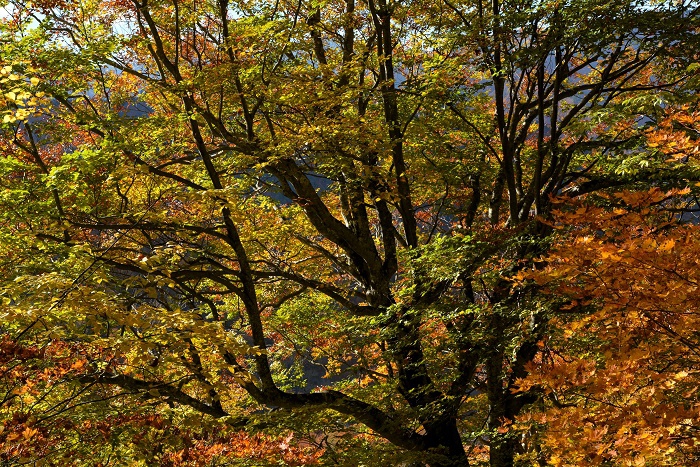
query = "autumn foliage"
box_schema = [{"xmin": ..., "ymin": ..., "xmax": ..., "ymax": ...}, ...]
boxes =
[{"xmin": 0, "ymin": 0, "xmax": 699, "ymax": 465}]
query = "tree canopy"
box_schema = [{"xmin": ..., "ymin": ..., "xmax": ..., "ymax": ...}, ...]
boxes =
[{"xmin": 0, "ymin": 0, "xmax": 699, "ymax": 465}]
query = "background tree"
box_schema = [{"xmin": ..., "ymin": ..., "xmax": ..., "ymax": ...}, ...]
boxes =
[
  {"xmin": 514, "ymin": 104, "xmax": 700, "ymax": 466},
  {"xmin": 0, "ymin": 0, "xmax": 698, "ymax": 465}
]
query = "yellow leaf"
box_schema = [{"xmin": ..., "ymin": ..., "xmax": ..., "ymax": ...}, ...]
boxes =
[{"xmin": 659, "ymin": 239, "xmax": 675, "ymax": 251}]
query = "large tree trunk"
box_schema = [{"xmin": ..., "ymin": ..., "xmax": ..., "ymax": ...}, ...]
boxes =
[
  {"xmin": 486, "ymin": 344, "xmax": 516, "ymax": 467},
  {"xmin": 424, "ymin": 417, "xmax": 470, "ymax": 466},
  {"xmin": 489, "ymin": 437, "xmax": 517, "ymax": 467}
]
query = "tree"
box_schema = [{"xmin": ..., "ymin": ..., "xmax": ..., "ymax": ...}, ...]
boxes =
[
  {"xmin": 511, "ymin": 106, "xmax": 700, "ymax": 466},
  {"xmin": 0, "ymin": 0, "xmax": 698, "ymax": 465}
]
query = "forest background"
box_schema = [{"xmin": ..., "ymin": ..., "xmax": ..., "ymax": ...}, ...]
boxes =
[{"xmin": 0, "ymin": 0, "xmax": 699, "ymax": 465}]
